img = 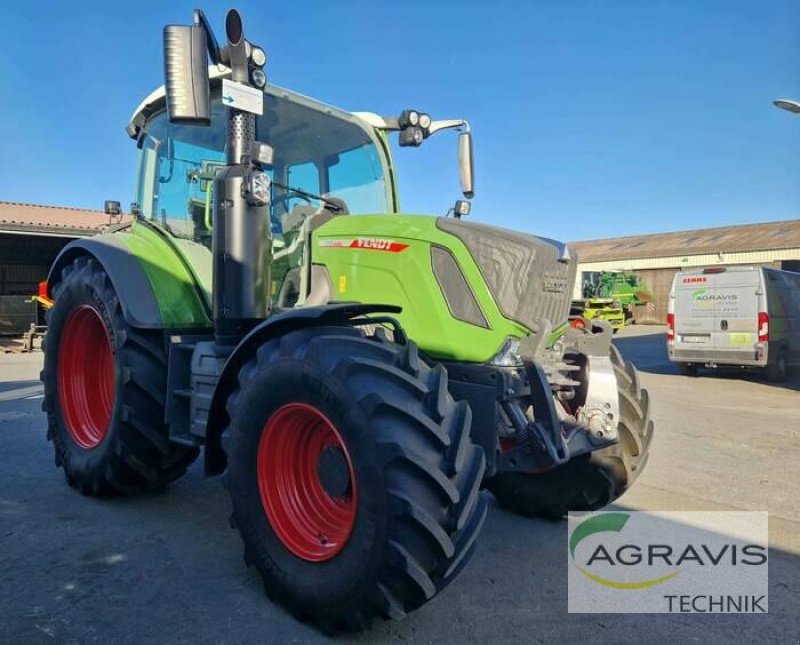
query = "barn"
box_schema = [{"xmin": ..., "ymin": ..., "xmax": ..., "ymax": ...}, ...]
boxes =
[
  {"xmin": 0, "ymin": 202, "xmax": 126, "ymax": 335},
  {"xmin": 569, "ymin": 220, "xmax": 800, "ymax": 324}
]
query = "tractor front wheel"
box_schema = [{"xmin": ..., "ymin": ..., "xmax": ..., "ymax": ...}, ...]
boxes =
[
  {"xmin": 223, "ymin": 326, "xmax": 487, "ymax": 631},
  {"xmin": 42, "ymin": 256, "xmax": 199, "ymax": 495}
]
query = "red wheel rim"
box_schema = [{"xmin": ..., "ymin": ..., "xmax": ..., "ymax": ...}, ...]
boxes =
[
  {"xmin": 58, "ymin": 305, "xmax": 115, "ymax": 449},
  {"xmin": 257, "ymin": 403, "xmax": 357, "ymax": 562}
]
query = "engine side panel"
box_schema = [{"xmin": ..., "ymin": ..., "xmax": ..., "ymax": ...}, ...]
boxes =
[{"xmin": 311, "ymin": 214, "xmax": 529, "ymax": 363}]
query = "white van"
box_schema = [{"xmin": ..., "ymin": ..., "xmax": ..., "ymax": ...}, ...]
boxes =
[{"xmin": 667, "ymin": 266, "xmax": 800, "ymax": 381}]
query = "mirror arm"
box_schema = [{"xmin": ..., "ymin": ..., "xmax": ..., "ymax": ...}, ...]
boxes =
[
  {"xmin": 194, "ymin": 9, "xmax": 221, "ymax": 64},
  {"xmin": 427, "ymin": 119, "xmax": 470, "ymax": 135}
]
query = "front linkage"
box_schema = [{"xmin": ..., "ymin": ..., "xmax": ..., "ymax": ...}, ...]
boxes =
[
  {"xmin": 484, "ymin": 320, "xmax": 654, "ymax": 518},
  {"xmin": 443, "ymin": 320, "xmax": 621, "ymax": 478}
]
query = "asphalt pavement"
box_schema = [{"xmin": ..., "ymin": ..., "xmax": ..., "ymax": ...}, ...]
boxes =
[{"xmin": 1, "ymin": 326, "xmax": 798, "ymax": 643}]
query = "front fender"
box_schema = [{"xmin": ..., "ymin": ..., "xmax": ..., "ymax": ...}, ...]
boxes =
[{"xmin": 204, "ymin": 302, "xmax": 402, "ymax": 474}]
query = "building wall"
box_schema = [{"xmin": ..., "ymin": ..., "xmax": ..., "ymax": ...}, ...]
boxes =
[
  {"xmin": 575, "ymin": 246, "xmax": 800, "ymax": 285},
  {"xmin": 0, "ymin": 233, "xmax": 74, "ymax": 296},
  {"xmin": 627, "ymin": 268, "xmax": 676, "ymax": 324}
]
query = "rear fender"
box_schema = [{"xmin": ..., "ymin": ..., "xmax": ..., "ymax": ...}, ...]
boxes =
[
  {"xmin": 47, "ymin": 225, "xmax": 211, "ymax": 330},
  {"xmin": 47, "ymin": 236, "xmax": 163, "ymax": 328}
]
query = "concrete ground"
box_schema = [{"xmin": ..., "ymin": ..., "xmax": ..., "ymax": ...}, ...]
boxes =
[{"xmin": 1, "ymin": 327, "xmax": 797, "ymax": 643}]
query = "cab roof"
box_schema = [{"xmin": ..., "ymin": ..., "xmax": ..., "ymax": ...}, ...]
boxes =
[{"xmin": 126, "ymin": 65, "xmax": 377, "ymax": 140}]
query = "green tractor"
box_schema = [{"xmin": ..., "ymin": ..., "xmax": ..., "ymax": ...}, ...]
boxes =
[{"xmin": 42, "ymin": 9, "xmax": 653, "ymax": 631}]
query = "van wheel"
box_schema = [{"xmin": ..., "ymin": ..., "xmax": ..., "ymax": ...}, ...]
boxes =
[
  {"xmin": 678, "ymin": 363, "xmax": 699, "ymax": 377},
  {"xmin": 766, "ymin": 349, "xmax": 788, "ymax": 383}
]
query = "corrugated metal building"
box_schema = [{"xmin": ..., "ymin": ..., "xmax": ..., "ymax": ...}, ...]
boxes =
[{"xmin": 569, "ymin": 220, "xmax": 800, "ymax": 324}]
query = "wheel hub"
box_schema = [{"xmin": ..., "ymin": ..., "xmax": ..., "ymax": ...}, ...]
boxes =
[
  {"xmin": 57, "ymin": 305, "xmax": 115, "ymax": 450},
  {"xmin": 257, "ymin": 403, "xmax": 357, "ymax": 562},
  {"xmin": 317, "ymin": 445, "xmax": 351, "ymax": 499}
]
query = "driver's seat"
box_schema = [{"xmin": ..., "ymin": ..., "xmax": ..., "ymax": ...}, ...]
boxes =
[{"xmin": 275, "ymin": 197, "xmax": 349, "ymax": 308}]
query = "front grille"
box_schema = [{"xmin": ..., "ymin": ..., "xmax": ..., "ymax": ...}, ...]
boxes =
[{"xmin": 436, "ymin": 218, "xmax": 575, "ymax": 336}]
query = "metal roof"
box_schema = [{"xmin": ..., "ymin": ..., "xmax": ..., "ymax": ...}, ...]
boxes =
[
  {"xmin": 569, "ymin": 219, "xmax": 800, "ymax": 263},
  {"xmin": 0, "ymin": 202, "xmax": 130, "ymax": 237}
]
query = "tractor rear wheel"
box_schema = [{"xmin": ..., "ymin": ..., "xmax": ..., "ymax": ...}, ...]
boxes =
[
  {"xmin": 223, "ymin": 326, "xmax": 487, "ymax": 631},
  {"xmin": 42, "ymin": 256, "xmax": 199, "ymax": 495},
  {"xmin": 486, "ymin": 345, "xmax": 653, "ymax": 519}
]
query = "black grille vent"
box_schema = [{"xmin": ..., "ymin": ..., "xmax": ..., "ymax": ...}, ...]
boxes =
[
  {"xmin": 431, "ymin": 245, "xmax": 489, "ymax": 328},
  {"xmin": 437, "ymin": 218, "xmax": 575, "ymax": 337}
]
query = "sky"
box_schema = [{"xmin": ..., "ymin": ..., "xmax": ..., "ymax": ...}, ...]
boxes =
[{"xmin": 0, "ymin": 0, "xmax": 798, "ymax": 242}]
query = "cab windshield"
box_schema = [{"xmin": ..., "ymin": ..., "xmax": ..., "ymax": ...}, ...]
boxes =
[{"xmin": 135, "ymin": 89, "xmax": 392, "ymax": 244}]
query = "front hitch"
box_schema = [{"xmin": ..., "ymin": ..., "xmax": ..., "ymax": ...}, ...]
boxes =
[{"xmin": 496, "ymin": 319, "xmax": 622, "ymax": 473}]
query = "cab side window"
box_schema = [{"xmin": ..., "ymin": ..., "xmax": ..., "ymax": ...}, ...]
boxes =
[{"xmin": 286, "ymin": 161, "xmax": 320, "ymax": 214}]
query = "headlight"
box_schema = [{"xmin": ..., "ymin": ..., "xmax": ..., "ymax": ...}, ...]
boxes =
[
  {"xmin": 399, "ymin": 126, "xmax": 424, "ymax": 147},
  {"xmin": 250, "ymin": 46, "xmax": 267, "ymax": 67},
  {"xmin": 418, "ymin": 112, "xmax": 432, "ymax": 129},
  {"xmin": 250, "ymin": 69, "xmax": 267, "ymax": 88},
  {"xmin": 244, "ymin": 170, "xmax": 271, "ymax": 206},
  {"xmin": 399, "ymin": 109, "xmax": 420, "ymax": 128},
  {"xmin": 489, "ymin": 337, "xmax": 523, "ymax": 367}
]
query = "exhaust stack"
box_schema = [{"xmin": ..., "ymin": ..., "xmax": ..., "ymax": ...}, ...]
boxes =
[{"xmin": 163, "ymin": 9, "xmax": 271, "ymax": 345}]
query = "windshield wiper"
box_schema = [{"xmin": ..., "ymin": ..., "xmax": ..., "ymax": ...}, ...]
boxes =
[{"xmin": 272, "ymin": 182, "xmax": 344, "ymax": 213}]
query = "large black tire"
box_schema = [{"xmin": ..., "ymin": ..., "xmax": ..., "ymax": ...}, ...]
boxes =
[
  {"xmin": 42, "ymin": 256, "xmax": 199, "ymax": 495},
  {"xmin": 224, "ymin": 326, "xmax": 488, "ymax": 632},
  {"xmin": 486, "ymin": 345, "xmax": 653, "ymax": 519}
]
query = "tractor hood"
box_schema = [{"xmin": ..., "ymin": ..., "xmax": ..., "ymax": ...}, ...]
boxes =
[{"xmin": 436, "ymin": 218, "xmax": 576, "ymax": 337}]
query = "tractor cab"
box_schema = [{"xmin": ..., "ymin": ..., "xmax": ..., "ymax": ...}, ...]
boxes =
[
  {"xmin": 128, "ymin": 68, "xmax": 472, "ymax": 308},
  {"xmin": 130, "ymin": 73, "xmax": 396, "ymax": 303}
]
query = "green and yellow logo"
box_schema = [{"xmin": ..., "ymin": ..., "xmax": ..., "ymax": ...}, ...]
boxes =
[{"xmin": 569, "ymin": 513, "xmax": 681, "ymax": 589}]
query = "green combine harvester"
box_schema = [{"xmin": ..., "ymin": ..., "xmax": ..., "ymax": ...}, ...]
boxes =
[
  {"xmin": 574, "ymin": 270, "xmax": 654, "ymax": 328},
  {"xmin": 42, "ymin": 8, "xmax": 653, "ymax": 631},
  {"xmin": 589, "ymin": 270, "xmax": 653, "ymax": 319}
]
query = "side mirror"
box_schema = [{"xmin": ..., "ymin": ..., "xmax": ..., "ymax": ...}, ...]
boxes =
[
  {"xmin": 163, "ymin": 25, "xmax": 210, "ymax": 125},
  {"xmin": 458, "ymin": 131, "xmax": 474, "ymax": 198},
  {"xmin": 104, "ymin": 200, "xmax": 121, "ymax": 216}
]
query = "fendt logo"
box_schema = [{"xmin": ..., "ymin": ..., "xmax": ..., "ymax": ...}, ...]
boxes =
[
  {"xmin": 568, "ymin": 511, "xmax": 768, "ymax": 614},
  {"xmin": 319, "ymin": 238, "xmax": 409, "ymax": 253},
  {"xmin": 353, "ymin": 238, "xmax": 409, "ymax": 252}
]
